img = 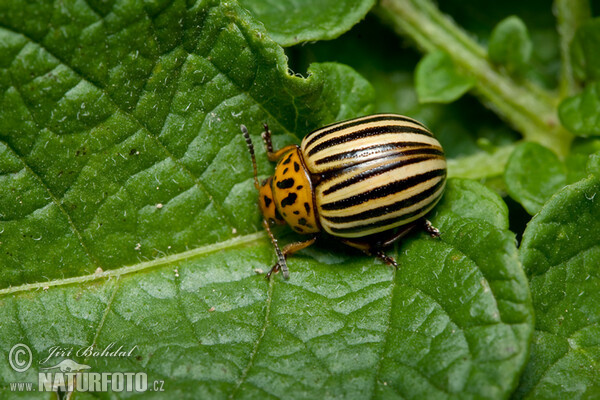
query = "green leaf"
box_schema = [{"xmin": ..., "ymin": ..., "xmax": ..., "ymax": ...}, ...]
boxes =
[
  {"xmin": 0, "ymin": 0, "xmax": 534, "ymax": 398},
  {"xmin": 559, "ymin": 81, "xmax": 600, "ymax": 136},
  {"xmin": 588, "ymin": 151, "xmax": 600, "ymax": 176},
  {"xmin": 516, "ymin": 176, "xmax": 600, "ymax": 399},
  {"xmin": 0, "ymin": 0, "xmax": 374, "ymax": 289},
  {"xmin": 286, "ymin": 16, "xmax": 520, "ymax": 165},
  {"xmin": 504, "ymin": 142, "xmax": 567, "ymax": 215},
  {"xmin": 565, "ymin": 138, "xmax": 600, "ymax": 183},
  {"xmin": 570, "ymin": 18, "xmax": 600, "ymax": 82},
  {"xmin": 415, "ymin": 51, "xmax": 475, "ymax": 104},
  {"xmin": 488, "ymin": 16, "xmax": 532, "ymax": 75},
  {"xmin": 238, "ymin": 0, "xmax": 376, "ymax": 47},
  {"xmin": 0, "ymin": 179, "xmax": 533, "ymax": 398}
]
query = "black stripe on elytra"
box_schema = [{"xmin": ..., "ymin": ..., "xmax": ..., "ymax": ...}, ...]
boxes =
[
  {"xmin": 321, "ymin": 168, "xmax": 446, "ymax": 211},
  {"xmin": 276, "ymin": 178, "xmax": 295, "ymax": 189},
  {"xmin": 307, "ymin": 125, "xmax": 433, "ymax": 157},
  {"xmin": 327, "ymin": 196, "xmax": 441, "ymax": 235},
  {"xmin": 322, "ymin": 153, "xmax": 441, "ymax": 196},
  {"xmin": 304, "ymin": 115, "xmax": 428, "ymax": 149},
  {"xmin": 323, "ymin": 178, "xmax": 445, "ymax": 224},
  {"xmin": 314, "ymin": 142, "xmax": 439, "ymax": 166}
]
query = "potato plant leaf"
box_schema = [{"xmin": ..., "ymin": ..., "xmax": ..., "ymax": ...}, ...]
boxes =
[
  {"xmin": 238, "ymin": 0, "xmax": 376, "ymax": 47},
  {"xmin": 559, "ymin": 82, "xmax": 600, "ymax": 136},
  {"xmin": 0, "ymin": 0, "xmax": 374, "ymax": 289},
  {"xmin": 566, "ymin": 139, "xmax": 600, "ymax": 183},
  {"xmin": 516, "ymin": 176, "xmax": 600, "ymax": 399},
  {"xmin": 488, "ymin": 16, "xmax": 532, "ymax": 76},
  {"xmin": 570, "ymin": 18, "xmax": 600, "ymax": 83},
  {"xmin": 588, "ymin": 151, "xmax": 600, "ymax": 176},
  {"xmin": 504, "ymin": 142, "xmax": 567, "ymax": 215},
  {"xmin": 0, "ymin": 0, "xmax": 534, "ymax": 398},
  {"xmin": 415, "ymin": 51, "xmax": 475, "ymax": 104},
  {"xmin": 0, "ymin": 177, "xmax": 533, "ymax": 399}
]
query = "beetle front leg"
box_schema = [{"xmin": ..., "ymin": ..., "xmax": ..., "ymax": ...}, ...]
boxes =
[
  {"xmin": 266, "ymin": 236, "xmax": 317, "ymax": 279},
  {"xmin": 261, "ymin": 123, "xmax": 296, "ymax": 161}
]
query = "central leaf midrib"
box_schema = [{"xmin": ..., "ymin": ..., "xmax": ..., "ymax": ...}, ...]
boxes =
[{"xmin": 0, "ymin": 231, "xmax": 266, "ymax": 295}]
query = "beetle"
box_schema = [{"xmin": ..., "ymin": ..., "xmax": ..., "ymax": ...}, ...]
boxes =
[{"xmin": 241, "ymin": 114, "xmax": 446, "ymax": 279}]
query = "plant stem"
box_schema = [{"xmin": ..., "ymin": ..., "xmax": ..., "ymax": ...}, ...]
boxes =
[
  {"xmin": 553, "ymin": 0, "xmax": 591, "ymax": 97},
  {"xmin": 375, "ymin": 0, "xmax": 573, "ymax": 157}
]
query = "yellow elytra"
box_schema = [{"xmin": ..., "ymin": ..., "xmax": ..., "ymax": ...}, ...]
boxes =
[{"xmin": 242, "ymin": 114, "xmax": 446, "ymax": 279}]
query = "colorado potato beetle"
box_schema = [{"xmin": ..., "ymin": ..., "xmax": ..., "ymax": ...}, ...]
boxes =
[{"xmin": 242, "ymin": 114, "xmax": 447, "ymax": 279}]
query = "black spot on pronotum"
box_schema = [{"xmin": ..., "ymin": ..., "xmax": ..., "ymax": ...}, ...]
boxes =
[
  {"xmin": 304, "ymin": 202, "xmax": 310, "ymax": 214},
  {"xmin": 263, "ymin": 196, "xmax": 272, "ymax": 208},
  {"xmin": 283, "ymin": 154, "xmax": 293, "ymax": 164},
  {"xmin": 294, "ymin": 162, "xmax": 300, "ymax": 172},
  {"xmin": 281, "ymin": 193, "xmax": 297, "ymax": 207},
  {"xmin": 293, "ymin": 211, "xmax": 300, "ymax": 215},
  {"xmin": 276, "ymin": 178, "xmax": 295, "ymax": 189},
  {"xmin": 296, "ymin": 185, "xmax": 303, "ymax": 190},
  {"xmin": 298, "ymin": 218, "xmax": 307, "ymax": 226},
  {"xmin": 283, "ymin": 167, "xmax": 288, "ymax": 174}
]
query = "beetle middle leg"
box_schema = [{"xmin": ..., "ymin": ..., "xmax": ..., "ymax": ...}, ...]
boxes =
[
  {"xmin": 340, "ymin": 237, "xmax": 398, "ymax": 267},
  {"xmin": 266, "ymin": 236, "xmax": 317, "ymax": 279},
  {"xmin": 261, "ymin": 123, "xmax": 296, "ymax": 161},
  {"xmin": 423, "ymin": 219, "xmax": 441, "ymax": 237},
  {"xmin": 340, "ymin": 219, "xmax": 441, "ymax": 267},
  {"xmin": 339, "ymin": 224, "xmax": 418, "ymax": 267}
]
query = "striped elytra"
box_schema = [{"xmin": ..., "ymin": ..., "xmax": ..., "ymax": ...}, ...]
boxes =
[
  {"xmin": 299, "ymin": 114, "xmax": 447, "ymax": 238},
  {"xmin": 242, "ymin": 114, "xmax": 446, "ymax": 278}
]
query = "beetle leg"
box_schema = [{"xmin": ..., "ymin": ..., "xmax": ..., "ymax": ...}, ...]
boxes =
[
  {"xmin": 373, "ymin": 251, "xmax": 398, "ymax": 267},
  {"xmin": 423, "ymin": 219, "xmax": 441, "ymax": 238},
  {"xmin": 375, "ymin": 218, "xmax": 441, "ymax": 245},
  {"xmin": 261, "ymin": 123, "xmax": 296, "ymax": 161},
  {"xmin": 378, "ymin": 222, "xmax": 420, "ymax": 247},
  {"xmin": 266, "ymin": 236, "xmax": 317, "ymax": 279},
  {"xmin": 339, "ymin": 222, "xmax": 423, "ymax": 267},
  {"xmin": 339, "ymin": 238, "xmax": 398, "ymax": 266}
]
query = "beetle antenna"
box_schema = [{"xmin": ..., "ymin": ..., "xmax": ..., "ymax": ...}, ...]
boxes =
[
  {"xmin": 241, "ymin": 124, "xmax": 260, "ymax": 190},
  {"xmin": 262, "ymin": 219, "xmax": 289, "ymax": 279}
]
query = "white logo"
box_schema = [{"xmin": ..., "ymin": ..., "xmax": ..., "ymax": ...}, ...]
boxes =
[
  {"xmin": 7, "ymin": 342, "xmax": 162, "ymax": 393},
  {"xmin": 9, "ymin": 344, "xmax": 32, "ymax": 373},
  {"xmin": 40, "ymin": 359, "xmax": 91, "ymax": 373}
]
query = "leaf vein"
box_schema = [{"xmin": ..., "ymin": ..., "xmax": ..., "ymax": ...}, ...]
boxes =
[
  {"xmin": 0, "ymin": 137, "xmax": 102, "ymax": 269},
  {"xmin": 1, "ymin": 24, "xmax": 239, "ymax": 232},
  {"xmin": 0, "ymin": 231, "xmax": 266, "ymax": 295},
  {"xmin": 228, "ymin": 278, "xmax": 274, "ymax": 399}
]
